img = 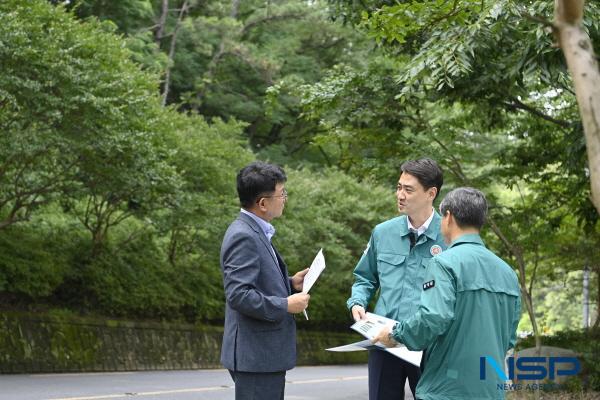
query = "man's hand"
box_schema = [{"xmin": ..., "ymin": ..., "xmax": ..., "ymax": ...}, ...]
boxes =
[
  {"xmin": 291, "ymin": 268, "xmax": 310, "ymax": 292},
  {"xmin": 287, "ymin": 293, "xmax": 310, "ymax": 314},
  {"xmin": 371, "ymin": 325, "xmax": 398, "ymax": 348},
  {"xmin": 351, "ymin": 304, "xmax": 367, "ymax": 322}
]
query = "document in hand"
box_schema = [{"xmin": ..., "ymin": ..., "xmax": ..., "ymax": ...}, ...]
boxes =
[
  {"xmin": 326, "ymin": 312, "xmax": 422, "ymax": 367},
  {"xmin": 350, "ymin": 312, "xmax": 398, "ymax": 339},
  {"xmin": 301, "ymin": 249, "xmax": 326, "ymax": 320},
  {"xmin": 302, "ymin": 248, "xmax": 325, "ymax": 294}
]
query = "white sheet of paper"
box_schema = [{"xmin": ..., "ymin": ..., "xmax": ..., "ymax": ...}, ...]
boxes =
[
  {"xmin": 347, "ymin": 312, "xmax": 423, "ymax": 367},
  {"xmin": 302, "ymin": 248, "xmax": 325, "ymax": 294},
  {"xmin": 326, "ymin": 339, "xmax": 422, "ymax": 366},
  {"xmin": 326, "ymin": 339, "xmax": 378, "ymax": 352},
  {"xmin": 350, "ymin": 312, "xmax": 397, "ymax": 338},
  {"xmin": 385, "ymin": 346, "xmax": 423, "ymax": 367}
]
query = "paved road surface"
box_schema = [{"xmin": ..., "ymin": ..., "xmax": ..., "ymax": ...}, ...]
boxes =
[{"xmin": 0, "ymin": 365, "xmax": 414, "ymax": 400}]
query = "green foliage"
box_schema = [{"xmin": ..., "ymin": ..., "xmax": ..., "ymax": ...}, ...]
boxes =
[
  {"xmin": 155, "ymin": 113, "xmax": 253, "ymax": 268},
  {"xmin": 0, "ymin": 0, "xmax": 177, "ymax": 238},
  {"xmin": 275, "ymin": 168, "xmax": 397, "ymax": 325},
  {"xmin": 517, "ymin": 272, "xmax": 598, "ymax": 335},
  {"xmin": 295, "ymin": 58, "xmax": 420, "ymax": 182},
  {"xmin": 0, "ymin": 0, "xmax": 249, "ymax": 320},
  {"xmin": 0, "ymin": 221, "xmax": 71, "ymax": 298},
  {"xmin": 125, "ymin": 31, "xmax": 170, "ymax": 74},
  {"xmin": 0, "ymin": 0, "xmax": 398, "ymax": 323},
  {"xmin": 365, "ymin": 0, "xmax": 479, "ymax": 46},
  {"xmin": 68, "ymin": 0, "xmax": 155, "ymax": 34},
  {"xmin": 83, "ymin": 233, "xmax": 182, "ymax": 318},
  {"xmin": 69, "ymin": 0, "xmax": 373, "ymax": 163}
]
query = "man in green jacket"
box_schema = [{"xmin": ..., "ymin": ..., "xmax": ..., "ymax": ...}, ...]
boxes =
[
  {"xmin": 347, "ymin": 158, "xmax": 446, "ymax": 400},
  {"xmin": 374, "ymin": 187, "xmax": 521, "ymax": 400}
]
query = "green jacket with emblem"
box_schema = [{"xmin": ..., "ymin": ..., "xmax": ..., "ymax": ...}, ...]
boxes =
[
  {"xmin": 347, "ymin": 212, "xmax": 446, "ymax": 321},
  {"xmin": 393, "ymin": 233, "xmax": 521, "ymax": 400}
]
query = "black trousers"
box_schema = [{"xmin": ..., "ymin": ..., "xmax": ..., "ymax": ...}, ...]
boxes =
[
  {"xmin": 368, "ymin": 349, "xmax": 421, "ymax": 400},
  {"xmin": 228, "ymin": 370, "xmax": 286, "ymax": 400}
]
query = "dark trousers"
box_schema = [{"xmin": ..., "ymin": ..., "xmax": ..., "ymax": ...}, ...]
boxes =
[
  {"xmin": 368, "ymin": 349, "xmax": 421, "ymax": 400},
  {"xmin": 228, "ymin": 370, "xmax": 286, "ymax": 400}
]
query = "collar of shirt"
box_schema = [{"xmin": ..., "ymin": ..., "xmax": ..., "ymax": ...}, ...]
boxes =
[
  {"xmin": 449, "ymin": 233, "xmax": 485, "ymax": 249},
  {"xmin": 407, "ymin": 208, "xmax": 435, "ymax": 236},
  {"xmin": 240, "ymin": 208, "xmax": 276, "ymax": 242}
]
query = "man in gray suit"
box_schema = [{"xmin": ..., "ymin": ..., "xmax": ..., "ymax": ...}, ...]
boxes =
[{"xmin": 220, "ymin": 161, "xmax": 310, "ymax": 400}]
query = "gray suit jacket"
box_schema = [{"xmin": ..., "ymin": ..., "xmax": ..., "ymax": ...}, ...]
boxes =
[{"xmin": 220, "ymin": 212, "xmax": 296, "ymax": 372}]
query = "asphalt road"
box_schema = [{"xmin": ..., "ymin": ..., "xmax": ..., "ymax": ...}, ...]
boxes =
[{"xmin": 0, "ymin": 365, "xmax": 414, "ymax": 400}]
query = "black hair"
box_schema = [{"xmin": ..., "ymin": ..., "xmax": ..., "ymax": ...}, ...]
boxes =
[
  {"xmin": 400, "ymin": 158, "xmax": 444, "ymax": 200},
  {"xmin": 237, "ymin": 161, "xmax": 287, "ymax": 208}
]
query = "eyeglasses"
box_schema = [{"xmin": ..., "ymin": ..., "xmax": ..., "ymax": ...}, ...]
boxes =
[
  {"xmin": 264, "ymin": 189, "xmax": 288, "ymax": 199},
  {"xmin": 257, "ymin": 189, "xmax": 288, "ymax": 202}
]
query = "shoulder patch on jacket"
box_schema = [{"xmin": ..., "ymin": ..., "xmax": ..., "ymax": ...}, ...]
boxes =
[{"xmin": 423, "ymin": 280, "xmax": 435, "ymax": 290}]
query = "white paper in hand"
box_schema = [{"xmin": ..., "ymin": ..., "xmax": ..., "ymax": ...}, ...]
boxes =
[
  {"xmin": 350, "ymin": 312, "xmax": 423, "ymax": 367},
  {"xmin": 302, "ymin": 248, "xmax": 325, "ymax": 294}
]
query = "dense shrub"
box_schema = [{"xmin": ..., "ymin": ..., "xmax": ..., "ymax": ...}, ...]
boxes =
[{"xmin": 0, "ymin": 222, "xmax": 72, "ymax": 299}]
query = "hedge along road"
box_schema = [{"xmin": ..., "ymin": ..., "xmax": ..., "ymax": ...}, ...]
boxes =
[{"xmin": 0, "ymin": 365, "xmax": 416, "ymax": 400}]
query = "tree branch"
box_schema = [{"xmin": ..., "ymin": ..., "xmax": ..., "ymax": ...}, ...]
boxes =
[{"xmin": 503, "ymin": 97, "xmax": 572, "ymax": 128}]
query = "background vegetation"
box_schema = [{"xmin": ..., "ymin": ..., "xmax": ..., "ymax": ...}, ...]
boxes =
[{"xmin": 0, "ymin": 1, "xmax": 599, "ymax": 384}]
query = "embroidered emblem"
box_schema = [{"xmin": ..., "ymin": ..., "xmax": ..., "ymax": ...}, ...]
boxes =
[
  {"xmin": 423, "ymin": 280, "xmax": 435, "ymax": 290},
  {"xmin": 430, "ymin": 245, "xmax": 443, "ymax": 256}
]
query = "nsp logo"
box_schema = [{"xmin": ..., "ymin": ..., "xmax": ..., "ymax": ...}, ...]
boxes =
[{"xmin": 480, "ymin": 356, "xmax": 580, "ymax": 381}]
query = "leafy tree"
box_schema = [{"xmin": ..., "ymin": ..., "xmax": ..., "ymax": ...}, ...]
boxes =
[
  {"xmin": 1, "ymin": 1, "xmax": 181, "ymax": 252},
  {"xmin": 334, "ymin": 0, "xmax": 599, "ymax": 212},
  {"xmin": 65, "ymin": 0, "xmax": 373, "ymax": 163},
  {"xmin": 64, "ymin": 0, "xmax": 156, "ymax": 34},
  {"xmin": 155, "ymin": 113, "xmax": 253, "ymax": 266},
  {"xmin": 0, "ymin": 0, "xmax": 93, "ymax": 229}
]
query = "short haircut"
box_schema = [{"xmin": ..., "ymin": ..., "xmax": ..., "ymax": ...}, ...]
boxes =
[
  {"xmin": 400, "ymin": 158, "xmax": 444, "ymax": 200},
  {"xmin": 237, "ymin": 161, "xmax": 287, "ymax": 208},
  {"xmin": 439, "ymin": 187, "xmax": 488, "ymax": 229}
]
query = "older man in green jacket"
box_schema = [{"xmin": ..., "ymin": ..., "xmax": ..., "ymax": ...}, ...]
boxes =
[{"xmin": 374, "ymin": 187, "xmax": 521, "ymax": 400}]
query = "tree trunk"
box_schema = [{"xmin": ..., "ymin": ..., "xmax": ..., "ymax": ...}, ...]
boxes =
[
  {"xmin": 487, "ymin": 218, "xmax": 542, "ymax": 351},
  {"xmin": 594, "ymin": 265, "xmax": 600, "ymax": 329},
  {"xmin": 554, "ymin": 0, "xmax": 600, "ymax": 215},
  {"xmin": 155, "ymin": 0, "xmax": 169, "ymax": 44},
  {"xmin": 161, "ymin": 0, "xmax": 189, "ymax": 106},
  {"xmin": 193, "ymin": 0, "xmax": 240, "ymax": 110},
  {"xmin": 91, "ymin": 227, "xmax": 106, "ymax": 257},
  {"xmin": 231, "ymin": 0, "xmax": 240, "ymax": 18},
  {"xmin": 168, "ymin": 228, "xmax": 179, "ymax": 266}
]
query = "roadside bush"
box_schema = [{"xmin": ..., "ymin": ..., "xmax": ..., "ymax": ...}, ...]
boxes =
[{"xmin": 0, "ymin": 212, "xmax": 74, "ymax": 299}]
